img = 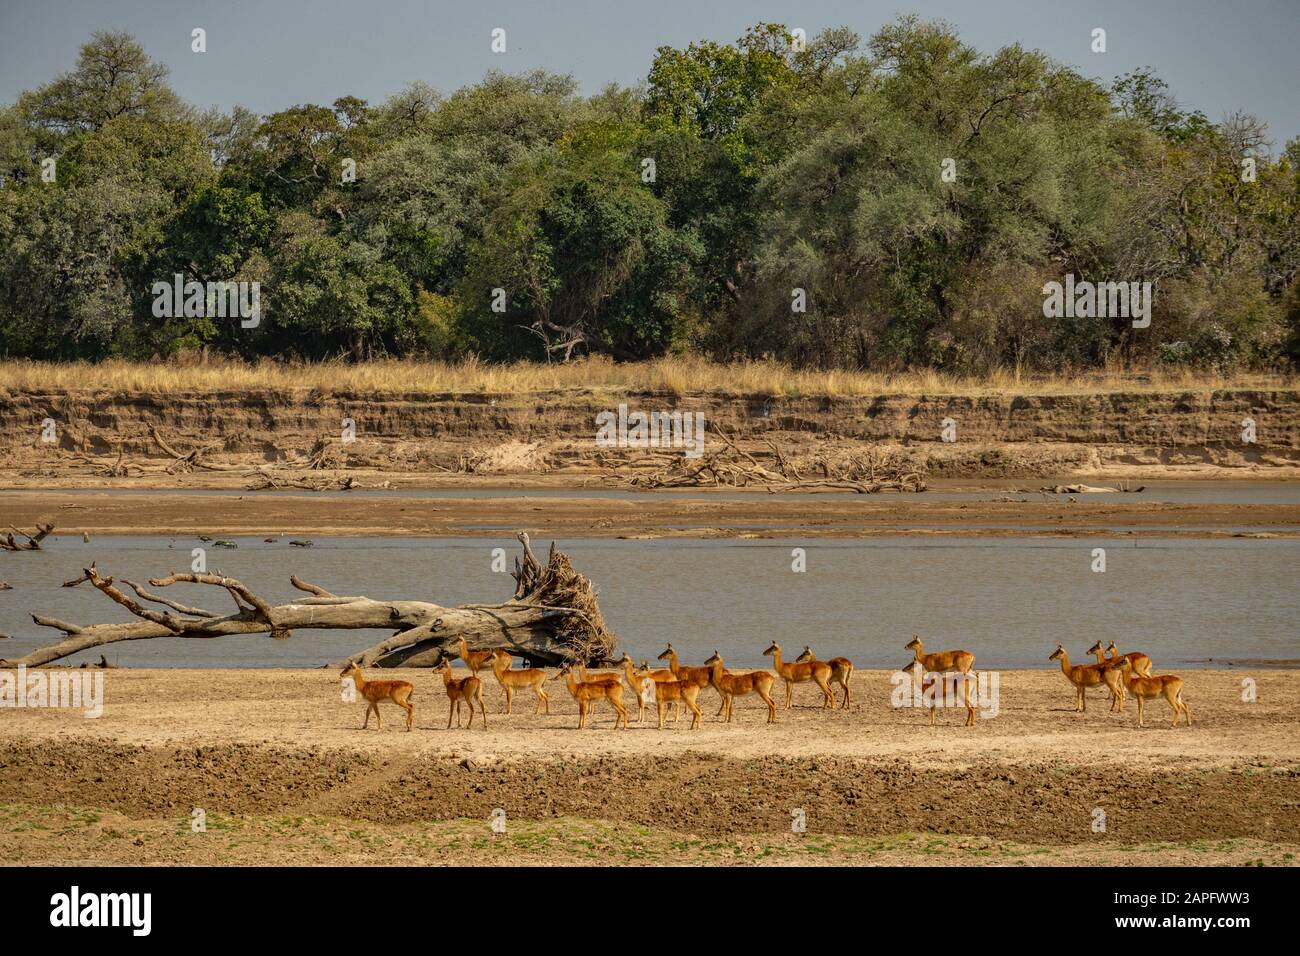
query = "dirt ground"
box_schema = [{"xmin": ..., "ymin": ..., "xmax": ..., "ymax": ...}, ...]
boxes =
[
  {"xmin": 4, "ymin": 489, "xmax": 1298, "ymax": 539},
  {"xmin": 1, "ymin": 667, "xmax": 1296, "ymax": 865}
]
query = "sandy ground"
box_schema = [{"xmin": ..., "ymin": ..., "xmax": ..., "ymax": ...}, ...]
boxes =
[
  {"xmin": 1, "ymin": 667, "xmax": 1297, "ymax": 865},
  {"xmin": 5, "ymin": 489, "xmax": 1298, "ymax": 539}
]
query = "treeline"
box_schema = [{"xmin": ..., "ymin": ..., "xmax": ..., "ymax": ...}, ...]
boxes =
[{"xmin": 1, "ymin": 19, "xmax": 1297, "ymax": 370}]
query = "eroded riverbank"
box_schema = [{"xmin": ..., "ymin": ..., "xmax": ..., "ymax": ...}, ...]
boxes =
[{"xmin": 0, "ymin": 668, "xmax": 1296, "ymax": 866}]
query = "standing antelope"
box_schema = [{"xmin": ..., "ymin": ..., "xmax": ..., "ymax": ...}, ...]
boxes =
[
  {"xmin": 657, "ymin": 644, "xmax": 712, "ymax": 688},
  {"xmin": 489, "ymin": 649, "xmax": 549, "ymax": 715},
  {"xmin": 1048, "ymin": 644, "xmax": 1108, "ymax": 712},
  {"xmin": 901, "ymin": 658, "xmax": 974, "ymax": 726},
  {"xmin": 1105, "ymin": 641, "xmax": 1153, "ymax": 678},
  {"xmin": 439, "ymin": 659, "xmax": 486, "ymax": 729},
  {"xmin": 905, "ymin": 636, "xmax": 975, "ymax": 683},
  {"xmin": 457, "ymin": 636, "xmax": 496, "ymax": 676},
  {"xmin": 553, "ymin": 664, "xmax": 629, "ymax": 730},
  {"xmin": 763, "ymin": 641, "xmax": 835, "ymax": 709},
  {"xmin": 1119, "ymin": 659, "xmax": 1191, "ymax": 727},
  {"xmin": 642, "ymin": 672, "xmax": 703, "ymax": 730},
  {"xmin": 703, "ymin": 651, "xmax": 776, "ymax": 723},
  {"xmin": 795, "ymin": 646, "xmax": 854, "ymax": 709},
  {"xmin": 619, "ymin": 654, "xmax": 663, "ymax": 724},
  {"xmin": 1086, "ymin": 640, "xmax": 1126, "ymax": 711},
  {"xmin": 341, "ymin": 660, "xmax": 415, "ymax": 732}
]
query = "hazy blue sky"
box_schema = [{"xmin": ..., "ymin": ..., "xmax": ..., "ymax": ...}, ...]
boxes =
[{"xmin": 2, "ymin": 0, "xmax": 1298, "ymax": 146}]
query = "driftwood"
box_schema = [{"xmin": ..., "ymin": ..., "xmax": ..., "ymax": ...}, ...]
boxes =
[
  {"xmin": 623, "ymin": 426, "xmax": 926, "ymax": 494},
  {"xmin": 1, "ymin": 523, "xmax": 54, "ymax": 552},
  {"xmin": 2, "ymin": 532, "xmax": 618, "ymax": 669},
  {"xmin": 244, "ymin": 469, "xmax": 355, "ymax": 492},
  {"xmin": 1039, "ymin": 483, "xmax": 1145, "ymax": 494}
]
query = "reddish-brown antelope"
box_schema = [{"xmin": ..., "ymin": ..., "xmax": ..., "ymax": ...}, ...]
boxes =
[
  {"xmin": 643, "ymin": 672, "xmax": 703, "ymax": 730},
  {"xmin": 1087, "ymin": 640, "xmax": 1126, "ymax": 711},
  {"xmin": 795, "ymin": 646, "xmax": 854, "ymax": 709},
  {"xmin": 763, "ymin": 641, "xmax": 835, "ymax": 709},
  {"xmin": 439, "ymin": 659, "xmax": 486, "ymax": 729},
  {"xmin": 1119, "ymin": 658, "xmax": 1190, "ymax": 727},
  {"xmin": 553, "ymin": 664, "xmax": 629, "ymax": 730},
  {"xmin": 703, "ymin": 651, "xmax": 776, "ymax": 723},
  {"xmin": 457, "ymin": 636, "xmax": 496, "ymax": 676},
  {"xmin": 1049, "ymin": 644, "xmax": 1109, "ymax": 712},
  {"xmin": 489, "ymin": 649, "xmax": 549, "ymax": 715},
  {"xmin": 1105, "ymin": 641, "xmax": 1153, "ymax": 678},
  {"xmin": 341, "ymin": 660, "xmax": 414, "ymax": 731},
  {"xmin": 656, "ymin": 643, "xmax": 712, "ymax": 688},
  {"xmin": 901, "ymin": 658, "xmax": 974, "ymax": 727},
  {"xmin": 619, "ymin": 654, "xmax": 664, "ymax": 724},
  {"xmin": 905, "ymin": 636, "xmax": 975, "ymax": 684}
]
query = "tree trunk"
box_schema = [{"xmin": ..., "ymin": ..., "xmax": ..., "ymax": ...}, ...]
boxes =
[{"xmin": 2, "ymin": 533, "xmax": 617, "ymax": 669}]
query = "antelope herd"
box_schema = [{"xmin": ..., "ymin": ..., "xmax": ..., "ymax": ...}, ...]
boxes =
[{"xmin": 340, "ymin": 635, "xmax": 1190, "ymax": 732}]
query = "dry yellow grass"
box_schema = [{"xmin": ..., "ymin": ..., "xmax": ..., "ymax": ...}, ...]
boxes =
[{"xmin": 0, "ymin": 355, "xmax": 1290, "ymax": 398}]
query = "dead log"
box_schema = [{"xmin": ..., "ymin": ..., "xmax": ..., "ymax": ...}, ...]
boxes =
[
  {"xmin": 1, "ymin": 523, "xmax": 55, "ymax": 551},
  {"xmin": 2, "ymin": 532, "xmax": 617, "ymax": 669},
  {"xmin": 623, "ymin": 426, "xmax": 926, "ymax": 494}
]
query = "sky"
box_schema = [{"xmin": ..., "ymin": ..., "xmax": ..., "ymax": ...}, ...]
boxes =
[{"xmin": 1, "ymin": 0, "xmax": 1298, "ymax": 147}]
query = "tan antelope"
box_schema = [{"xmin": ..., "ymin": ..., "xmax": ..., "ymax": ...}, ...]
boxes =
[
  {"xmin": 703, "ymin": 651, "xmax": 776, "ymax": 723},
  {"xmin": 489, "ymin": 649, "xmax": 549, "ymax": 715},
  {"xmin": 619, "ymin": 654, "xmax": 665, "ymax": 724},
  {"xmin": 341, "ymin": 661, "xmax": 415, "ymax": 731},
  {"xmin": 763, "ymin": 641, "xmax": 835, "ymax": 709},
  {"xmin": 905, "ymin": 636, "xmax": 976, "ymax": 684},
  {"xmin": 1049, "ymin": 644, "xmax": 1109, "ymax": 712},
  {"xmin": 643, "ymin": 672, "xmax": 703, "ymax": 730},
  {"xmin": 457, "ymin": 636, "xmax": 496, "ymax": 676},
  {"xmin": 439, "ymin": 659, "xmax": 486, "ymax": 729},
  {"xmin": 901, "ymin": 658, "xmax": 974, "ymax": 726},
  {"xmin": 553, "ymin": 664, "xmax": 629, "ymax": 730},
  {"xmin": 795, "ymin": 646, "xmax": 854, "ymax": 709},
  {"xmin": 1086, "ymin": 640, "xmax": 1127, "ymax": 711},
  {"xmin": 1105, "ymin": 641, "xmax": 1153, "ymax": 678},
  {"xmin": 656, "ymin": 644, "xmax": 712, "ymax": 689},
  {"xmin": 1119, "ymin": 658, "xmax": 1190, "ymax": 727}
]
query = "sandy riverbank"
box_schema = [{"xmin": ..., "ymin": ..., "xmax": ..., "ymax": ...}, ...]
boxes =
[
  {"xmin": 1, "ymin": 668, "xmax": 1296, "ymax": 865},
  {"xmin": 4, "ymin": 489, "xmax": 1299, "ymax": 539}
]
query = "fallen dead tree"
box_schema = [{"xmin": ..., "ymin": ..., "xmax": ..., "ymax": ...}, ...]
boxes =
[
  {"xmin": 622, "ymin": 427, "xmax": 926, "ymax": 493},
  {"xmin": 244, "ymin": 469, "xmax": 355, "ymax": 491},
  {"xmin": 2, "ymin": 523, "xmax": 54, "ymax": 551},
  {"xmin": 2, "ymin": 532, "xmax": 617, "ymax": 669}
]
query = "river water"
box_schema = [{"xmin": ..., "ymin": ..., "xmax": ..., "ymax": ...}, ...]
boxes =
[{"xmin": 2, "ymin": 534, "xmax": 1295, "ymax": 670}]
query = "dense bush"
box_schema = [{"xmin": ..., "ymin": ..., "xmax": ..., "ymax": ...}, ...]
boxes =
[{"xmin": 0, "ymin": 21, "xmax": 1296, "ymax": 370}]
